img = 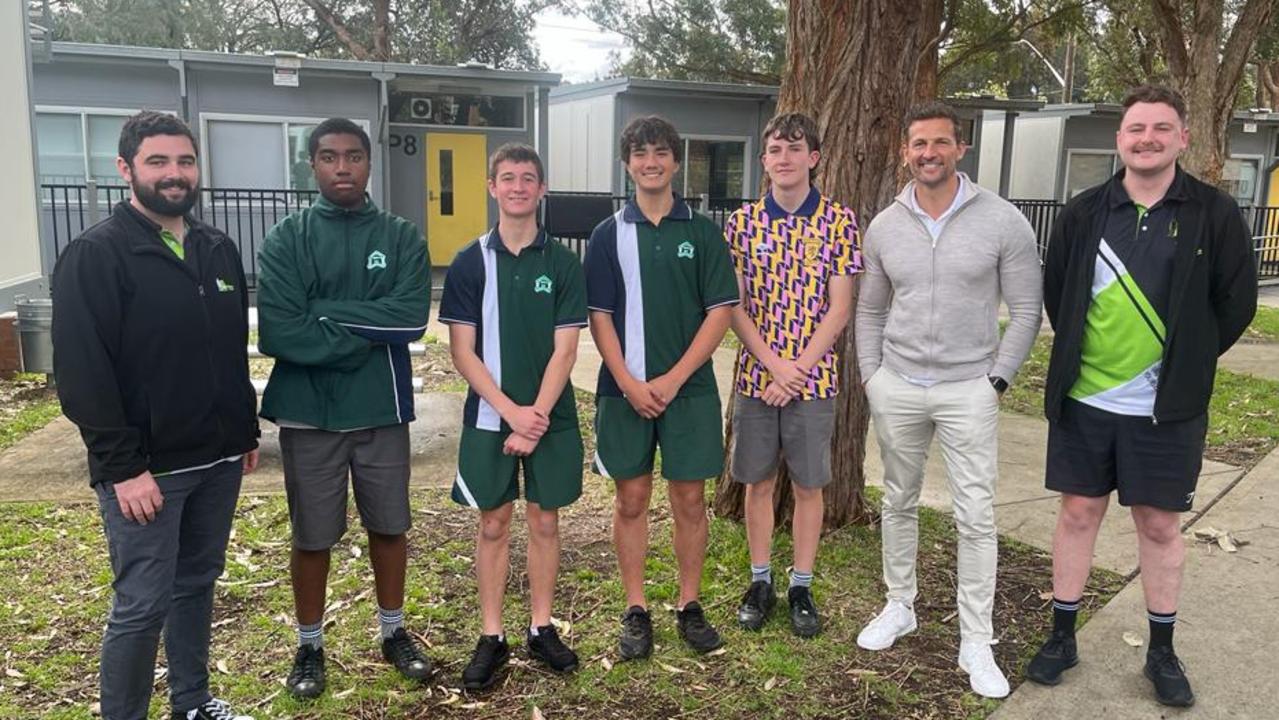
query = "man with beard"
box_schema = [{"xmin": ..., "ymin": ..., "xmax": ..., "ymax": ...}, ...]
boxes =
[
  {"xmin": 52, "ymin": 111, "xmax": 260, "ymax": 720},
  {"xmin": 256, "ymin": 118, "xmax": 432, "ymax": 698},
  {"xmin": 1024, "ymin": 85, "xmax": 1256, "ymax": 707},
  {"xmin": 854, "ymin": 101, "xmax": 1042, "ymax": 699}
]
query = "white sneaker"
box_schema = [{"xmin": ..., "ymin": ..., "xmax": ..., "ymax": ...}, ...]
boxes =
[
  {"xmin": 958, "ymin": 640, "xmax": 1010, "ymax": 699},
  {"xmin": 856, "ymin": 599, "xmax": 917, "ymax": 650}
]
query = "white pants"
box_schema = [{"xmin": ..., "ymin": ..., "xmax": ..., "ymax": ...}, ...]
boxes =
[{"xmin": 865, "ymin": 369, "xmax": 1000, "ymax": 642}]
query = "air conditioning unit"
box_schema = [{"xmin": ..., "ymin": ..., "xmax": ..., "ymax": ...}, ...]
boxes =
[{"xmin": 409, "ymin": 97, "xmax": 433, "ymax": 120}]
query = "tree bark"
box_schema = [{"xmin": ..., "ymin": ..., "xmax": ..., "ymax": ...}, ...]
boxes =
[
  {"xmin": 713, "ymin": 0, "xmax": 944, "ymax": 531},
  {"xmin": 1150, "ymin": 0, "xmax": 1279, "ymax": 184}
]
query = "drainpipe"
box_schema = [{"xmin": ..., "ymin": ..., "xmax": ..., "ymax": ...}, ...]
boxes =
[
  {"xmin": 373, "ymin": 71, "xmax": 395, "ymax": 207},
  {"xmin": 167, "ymin": 59, "xmax": 188, "ymax": 122}
]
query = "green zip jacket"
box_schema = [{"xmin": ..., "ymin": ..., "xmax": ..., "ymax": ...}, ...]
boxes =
[{"xmin": 258, "ymin": 195, "xmax": 431, "ymax": 430}]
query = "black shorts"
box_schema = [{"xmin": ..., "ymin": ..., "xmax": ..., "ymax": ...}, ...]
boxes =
[{"xmin": 1045, "ymin": 399, "xmax": 1207, "ymax": 512}]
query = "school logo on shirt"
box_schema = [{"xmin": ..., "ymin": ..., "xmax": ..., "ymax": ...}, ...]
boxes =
[
  {"xmin": 677, "ymin": 241, "xmax": 695, "ymax": 259},
  {"xmin": 215, "ymin": 278, "xmax": 235, "ymax": 293},
  {"xmin": 367, "ymin": 250, "xmax": 387, "ymax": 270},
  {"xmin": 534, "ymin": 275, "xmax": 553, "ymax": 294}
]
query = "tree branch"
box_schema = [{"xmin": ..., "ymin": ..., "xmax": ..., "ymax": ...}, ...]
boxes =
[
  {"xmin": 1149, "ymin": 0, "xmax": 1190, "ymax": 80},
  {"xmin": 1217, "ymin": 0, "xmax": 1279, "ymax": 103},
  {"xmin": 302, "ymin": 0, "xmax": 373, "ymax": 60}
]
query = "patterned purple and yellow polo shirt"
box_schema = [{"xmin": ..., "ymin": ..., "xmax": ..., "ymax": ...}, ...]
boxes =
[{"xmin": 726, "ymin": 187, "xmax": 861, "ymax": 400}]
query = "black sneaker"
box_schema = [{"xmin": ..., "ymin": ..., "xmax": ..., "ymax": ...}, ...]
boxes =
[
  {"xmin": 461, "ymin": 634, "xmax": 510, "ymax": 691},
  {"xmin": 676, "ymin": 601, "xmax": 724, "ymax": 653},
  {"xmin": 286, "ymin": 644, "xmax": 326, "ymax": 700},
  {"xmin": 1145, "ymin": 646, "xmax": 1195, "ymax": 707},
  {"xmin": 381, "ymin": 628, "xmax": 432, "ymax": 680},
  {"xmin": 737, "ymin": 580, "xmax": 776, "ymax": 631},
  {"xmin": 1024, "ymin": 630, "xmax": 1079, "ymax": 685},
  {"xmin": 787, "ymin": 586, "xmax": 821, "ymax": 638},
  {"xmin": 174, "ymin": 698, "xmax": 253, "ymax": 720},
  {"xmin": 619, "ymin": 605, "xmax": 654, "ymax": 660},
  {"xmin": 528, "ymin": 624, "xmax": 579, "ymax": 673}
]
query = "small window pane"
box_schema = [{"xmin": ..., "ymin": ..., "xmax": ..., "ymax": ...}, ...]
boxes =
[
  {"xmin": 1065, "ymin": 153, "xmax": 1115, "ymax": 199},
  {"xmin": 208, "ymin": 120, "xmax": 285, "ymax": 189},
  {"xmin": 35, "ymin": 113, "xmax": 85, "ymax": 184},
  {"xmin": 1221, "ymin": 158, "xmax": 1258, "ymax": 206},
  {"xmin": 87, "ymin": 115, "xmax": 128, "ymax": 186},
  {"xmin": 287, "ymin": 124, "xmax": 317, "ymax": 191},
  {"xmin": 684, "ymin": 140, "xmax": 745, "ymax": 201},
  {"xmin": 440, "ymin": 149, "xmax": 454, "ymax": 216}
]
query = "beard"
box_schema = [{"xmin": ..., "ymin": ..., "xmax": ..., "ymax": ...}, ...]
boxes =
[{"xmin": 132, "ymin": 176, "xmax": 200, "ymax": 217}]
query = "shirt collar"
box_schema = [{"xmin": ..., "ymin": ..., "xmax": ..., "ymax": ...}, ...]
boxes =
[
  {"xmin": 1108, "ymin": 165, "xmax": 1189, "ymax": 209},
  {"xmin": 621, "ymin": 193, "xmax": 695, "ymax": 224},
  {"xmin": 763, "ymin": 186, "xmax": 821, "ymax": 220},
  {"xmin": 485, "ymin": 224, "xmax": 550, "ymax": 254},
  {"xmin": 908, "ymin": 173, "xmax": 966, "ymax": 220}
]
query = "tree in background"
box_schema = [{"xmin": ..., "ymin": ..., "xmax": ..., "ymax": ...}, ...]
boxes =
[
  {"xmin": 712, "ymin": 0, "xmax": 945, "ymax": 529},
  {"xmin": 49, "ymin": 0, "xmax": 548, "ymax": 69}
]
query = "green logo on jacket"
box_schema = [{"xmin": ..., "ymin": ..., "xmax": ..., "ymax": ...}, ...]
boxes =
[
  {"xmin": 534, "ymin": 275, "xmax": 553, "ymax": 294},
  {"xmin": 215, "ymin": 278, "xmax": 235, "ymax": 293},
  {"xmin": 677, "ymin": 241, "xmax": 695, "ymax": 259},
  {"xmin": 367, "ymin": 250, "xmax": 387, "ymax": 270}
]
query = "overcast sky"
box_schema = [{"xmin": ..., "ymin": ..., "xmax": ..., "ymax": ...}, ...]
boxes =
[{"xmin": 532, "ymin": 7, "xmax": 628, "ymax": 85}]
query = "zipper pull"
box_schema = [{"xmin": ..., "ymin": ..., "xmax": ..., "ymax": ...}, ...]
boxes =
[{"xmin": 198, "ymin": 285, "xmax": 206, "ymax": 296}]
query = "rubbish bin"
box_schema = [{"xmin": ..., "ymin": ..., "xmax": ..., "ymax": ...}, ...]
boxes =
[{"xmin": 15, "ymin": 295, "xmax": 54, "ymax": 374}]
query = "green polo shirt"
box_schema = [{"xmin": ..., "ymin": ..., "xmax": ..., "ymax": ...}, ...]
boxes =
[
  {"xmin": 582, "ymin": 196, "xmax": 739, "ymax": 398},
  {"xmin": 439, "ymin": 226, "xmax": 588, "ymax": 432}
]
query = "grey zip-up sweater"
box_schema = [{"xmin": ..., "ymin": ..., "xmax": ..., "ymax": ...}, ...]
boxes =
[{"xmin": 855, "ymin": 175, "xmax": 1043, "ymax": 384}]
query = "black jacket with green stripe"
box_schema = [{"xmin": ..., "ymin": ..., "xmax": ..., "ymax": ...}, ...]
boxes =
[
  {"xmin": 1043, "ymin": 167, "xmax": 1257, "ymax": 423},
  {"xmin": 257, "ymin": 195, "xmax": 431, "ymax": 430}
]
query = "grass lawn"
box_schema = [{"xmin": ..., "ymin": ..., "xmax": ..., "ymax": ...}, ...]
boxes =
[
  {"xmin": 1003, "ymin": 334, "xmax": 1279, "ymax": 468},
  {"xmin": 1243, "ymin": 305, "xmax": 1279, "ymax": 341},
  {"xmin": 0, "ymin": 373, "xmax": 60, "ymax": 453},
  {"xmin": 0, "ymin": 390, "xmax": 1122, "ymax": 720}
]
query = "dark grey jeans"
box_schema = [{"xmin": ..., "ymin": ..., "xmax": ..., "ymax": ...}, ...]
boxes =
[{"xmin": 94, "ymin": 460, "xmax": 242, "ymax": 720}]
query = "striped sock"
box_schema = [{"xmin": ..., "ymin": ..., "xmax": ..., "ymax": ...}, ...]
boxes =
[
  {"xmin": 298, "ymin": 621, "xmax": 323, "ymax": 649},
  {"xmin": 379, "ymin": 606, "xmax": 404, "ymax": 640},
  {"xmin": 751, "ymin": 564, "xmax": 772, "ymax": 585},
  {"xmin": 1052, "ymin": 597, "xmax": 1081, "ymax": 637},
  {"xmin": 789, "ymin": 569, "xmax": 813, "ymax": 589},
  {"xmin": 1148, "ymin": 609, "xmax": 1176, "ymax": 650}
]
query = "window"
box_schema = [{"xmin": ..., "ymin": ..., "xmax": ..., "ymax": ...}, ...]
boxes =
[
  {"xmin": 1064, "ymin": 151, "xmax": 1118, "ymax": 200},
  {"xmin": 34, "ymin": 110, "xmax": 131, "ymax": 186},
  {"xmin": 390, "ymin": 92, "xmax": 524, "ymax": 129},
  {"xmin": 202, "ymin": 116, "xmax": 355, "ymax": 190},
  {"xmin": 1221, "ymin": 157, "xmax": 1260, "ymax": 206},
  {"xmin": 624, "ymin": 136, "xmax": 749, "ymax": 201}
]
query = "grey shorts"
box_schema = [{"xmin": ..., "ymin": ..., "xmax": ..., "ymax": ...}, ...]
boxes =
[
  {"xmin": 280, "ymin": 424, "xmax": 412, "ymax": 551},
  {"xmin": 731, "ymin": 395, "xmax": 835, "ymax": 489}
]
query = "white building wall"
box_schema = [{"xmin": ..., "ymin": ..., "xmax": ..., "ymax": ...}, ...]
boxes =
[
  {"xmin": 3, "ymin": 5, "xmax": 44, "ymax": 299},
  {"xmin": 976, "ymin": 110, "xmax": 1005, "ymax": 192},
  {"xmin": 548, "ymin": 94, "xmax": 614, "ymax": 192},
  {"xmin": 1008, "ymin": 115, "xmax": 1065, "ymax": 200}
]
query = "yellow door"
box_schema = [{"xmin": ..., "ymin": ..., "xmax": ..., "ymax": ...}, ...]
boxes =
[{"xmin": 426, "ymin": 133, "xmax": 488, "ymax": 265}]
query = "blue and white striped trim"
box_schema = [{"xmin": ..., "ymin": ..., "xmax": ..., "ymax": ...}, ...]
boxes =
[{"xmin": 1052, "ymin": 598, "xmax": 1081, "ymax": 612}]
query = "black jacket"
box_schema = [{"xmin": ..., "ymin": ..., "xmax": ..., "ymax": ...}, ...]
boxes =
[
  {"xmin": 1043, "ymin": 167, "xmax": 1257, "ymax": 423},
  {"xmin": 52, "ymin": 202, "xmax": 259, "ymax": 485}
]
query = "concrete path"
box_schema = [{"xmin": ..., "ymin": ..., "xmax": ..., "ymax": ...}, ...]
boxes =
[
  {"xmin": 0, "ymin": 393, "xmax": 463, "ymax": 503},
  {"xmin": 994, "ymin": 446, "xmax": 1279, "ymax": 719},
  {"xmin": 1218, "ymin": 340, "xmax": 1279, "ymax": 381}
]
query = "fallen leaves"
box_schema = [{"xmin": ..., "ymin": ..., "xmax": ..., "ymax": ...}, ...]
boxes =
[
  {"xmin": 1121, "ymin": 631, "xmax": 1144, "ymax": 647},
  {"xmin": 1190, "ymin": 526, "xmax": 1249, "ymax": 553}
]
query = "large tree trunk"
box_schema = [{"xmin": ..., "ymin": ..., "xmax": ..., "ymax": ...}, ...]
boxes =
[
  {"xmin": 713, "ymin": 0, "xmax": 943, "ymax": 530},
  {"xmin": 1150, "ymin": 0, "xmax": 1279, "ymax": 184}
]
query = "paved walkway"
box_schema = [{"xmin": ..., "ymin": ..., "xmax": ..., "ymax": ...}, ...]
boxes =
[
  {"xmin": 994, "ymin": 446, "xmax": 1279, "ymax": 719},
  {"xmin": 1219, "ymin": 339, "xmax": 1279, "ymax": 381}
]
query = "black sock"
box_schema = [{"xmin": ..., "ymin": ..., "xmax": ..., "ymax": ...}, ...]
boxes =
[
  {"xmin": 1052, "ymin": 597, "xmax": 1081, "ymax": 637},
  {"xmin": 1148, "ymin": 610, "xmax": 1176, "ymax": 650}
]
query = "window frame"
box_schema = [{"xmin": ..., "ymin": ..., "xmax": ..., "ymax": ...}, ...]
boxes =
[
  {"xmin": 1223, "ymin": 153, "xmax": 1264, "ymax": 207},
  {"xmin": 1062, "ymin": 149, "xmax": 1119, "ymax": 201},
  {"xmin": 622, "ymin": 133, "xmax": 753, "ymax": 200},
  {"xmin": 388, "ymin": 91, "xmax": 527, "ymax": 131},
  {"xmin": 33, "ymin": 105, "xmax": 142, "ymax": 186},
  {"xmin": 197, "ymin": 112, "xmax": 372, "ymax": 191}
]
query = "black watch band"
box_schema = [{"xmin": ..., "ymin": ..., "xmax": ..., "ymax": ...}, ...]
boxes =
[{"xmin": 988, "ymin": 376, "xmax": 1009, "ymax": 393}]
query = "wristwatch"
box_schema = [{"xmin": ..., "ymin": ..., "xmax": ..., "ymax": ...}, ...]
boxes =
[{"xmin": 988, "ymin": 375, "xmax": 1009, "ymax": 393}]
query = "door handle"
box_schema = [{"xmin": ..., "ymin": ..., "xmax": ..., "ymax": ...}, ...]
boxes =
[{"xmin": 428, "ymin": 190, "xmax": 437, "ymax": 202}]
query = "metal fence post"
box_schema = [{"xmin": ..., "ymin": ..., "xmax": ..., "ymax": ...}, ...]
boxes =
[{"xmin": 85, "ymin": 179, "xmax": 100, "ymax": 226}]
